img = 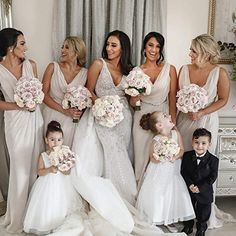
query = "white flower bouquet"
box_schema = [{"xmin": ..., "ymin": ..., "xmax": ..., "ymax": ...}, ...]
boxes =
[
  {"xmin": 124, "ymin": 67, "xmax": 152, "ymax": 111},
  {"xmin": 14, "ymin": 76, "xmax": 44, "ymax": 111},
  {"xmin": 153, "ymin": 136, "xmax": 180, "ymax": 162},
  {"xmin": 62, "ymin": 85, "xmax": 92, "ymax": 123},
  {"xmin": 176, "ymin": 84, "xmax": 208, "ymax": 113},
  {"xmin": 92, "ymin": 95, "xmax": 124, "ymax": 128},
  {"xmin": 49, "ymin": 145, "xmax": 76, "ymax": 172}
]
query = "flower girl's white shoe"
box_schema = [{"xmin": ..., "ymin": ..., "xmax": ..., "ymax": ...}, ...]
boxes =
[{"xmin": 166, "ymin": 224, "xmax": 178, "ymax": 233}]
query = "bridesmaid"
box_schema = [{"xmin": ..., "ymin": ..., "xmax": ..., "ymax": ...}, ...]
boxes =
[
  {"xmin": 0, "ymin": 28, "xmax": 44, "ymax": 233},
  {"xmin": 42, "ymin": 36, "xmax": 87, "ymax": 148},
  {"xmin": 0, "ymin": 89, "xmax": 9, "ymax": 202},
  {"xmin": 130, "ymin": 32, "xmax": 177, "ymax": 184},
  {"xmin": 176, "ymin": 34, "xmax": 229, "ymax": 154}
]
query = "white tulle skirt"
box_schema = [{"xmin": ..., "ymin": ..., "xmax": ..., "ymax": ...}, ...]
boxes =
[
  {"xmin": 136, "ymin": 160, "xmax": 195, "ymax": 225},
  {"xmin": 23, "ymin": 173, "xmax": 82, "ymax": 235}
]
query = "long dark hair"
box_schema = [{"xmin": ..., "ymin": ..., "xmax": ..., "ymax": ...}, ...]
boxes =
[
  {"xmin": 46, "ymin": 121, "xmax": 64, "ymax": 138},
  {"xmin": 102, "ymin": 30, "xmax": 133, "ymax": 75},
  {"xmin": 0, "ymin": 28, "xmax": 23, "ymax": 61},
  {"xmin": 142, "ymin": 31, "xmax": 165, "ymax": 64}
]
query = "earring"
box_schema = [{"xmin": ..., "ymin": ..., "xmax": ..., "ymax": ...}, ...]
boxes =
[{"xmin": 10, "ymin": 49, "xmax": 13, "ymax": 53}]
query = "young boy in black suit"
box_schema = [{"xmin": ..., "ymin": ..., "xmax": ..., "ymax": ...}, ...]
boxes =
[{"xmin": 181, "ymin": 128, "xmax": 219, "ymax": 236}]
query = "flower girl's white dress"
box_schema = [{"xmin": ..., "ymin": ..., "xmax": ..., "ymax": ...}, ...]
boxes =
[
  {"xmin": 136, "ymin": 130, "xmax": 195, "ymax": 225},
  {"xmin": 24, "ymin": 152, "xmax": 82, "ymax": 235}
]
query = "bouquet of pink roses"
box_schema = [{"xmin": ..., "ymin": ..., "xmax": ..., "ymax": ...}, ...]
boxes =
[
  {"xmin": 124, "ymin": 67, "xmax": 152, "ymax": 110},
  {"xmin": 14, "ymin": 76, "xmax": 44, "ymax": 111},
  {"xmin": 92, "ymin": 95, "xmax": 124, "ymax": 128},
  {"xmin": 153, "ymin": 135, "xmax": 180, "ymax": 162},
  {"xmin": 62, "ymin": 85, "xmax": 92, "ymax": 123},
  {"xmin": 176, "ymin": 84, "xmax": 208, "ymax": 113},
  {"xmin": 48, "ymin": 145, "xmax": 76, "ymax": 172}
]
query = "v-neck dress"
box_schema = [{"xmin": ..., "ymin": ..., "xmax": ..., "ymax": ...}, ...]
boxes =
[
  {"xmin": 93, "ymin": 58, "xmax": 137, "ymax": 204},
  {"xmin": 0, "ymin": 59, "xmax": 44, "ymax": 233},
  {"xmin": 42, "ymin": 62, "xmax": 87, "ymax": 148},
  {"xmin": 176, "ymin": 65, "xmax": 220, "ymax": 154},
  {"xmin": 133, "ymin": 63, "xmax": 171, "ymax": 183}
]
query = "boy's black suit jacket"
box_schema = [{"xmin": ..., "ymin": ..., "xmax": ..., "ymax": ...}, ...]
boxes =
[{"xmin": 181, "ymin": 150, "xmax": 219, "ymax": 204}]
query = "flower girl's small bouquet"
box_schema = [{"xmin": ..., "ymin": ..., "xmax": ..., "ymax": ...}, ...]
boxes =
[
  {"xmin": 62, "ymin": 85, "xmax": 92, "ymax": 123},
  {"xmin": 153, "ymin": 136, "xmax": 180, "ymax": 162},
  {"xmin": 124, "ymin": 67, "xmax": 152, "ymax": 111},
  {"xmin": 49, "ymin": 145, "xmax": 76, "ymax": 172},
  {"xmin": 14, "ymin": 76, "xmax": 44, "ymax": 111},
  {"xmin": 176, "ymin": 84, "xmax": 208, "ymax": 113},
  {"xmin": 92, "ymin": 95, "xmax": 124, "ymax": 128}
]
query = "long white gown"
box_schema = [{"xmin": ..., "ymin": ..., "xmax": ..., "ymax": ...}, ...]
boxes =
[
  {"xmin": 0, "ymin": 60, "xmax": 44, "ymax": 233},
  {"xmin": 73, "ymin": 58, "xmax": 137, "ymax": 205},
  {"xmin": 133, "ymin": 63, "xmax": 171, "ymax": 183},
  {"xmin": 136, "ymin": 130, "xmax": 195, "ymax": 225},
  {"xmin": 43, "ymin": 62, "xmax": 87, "ymax": 148}
]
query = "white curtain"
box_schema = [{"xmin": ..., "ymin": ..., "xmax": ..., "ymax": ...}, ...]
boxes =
[
  {"xmin": 52, "ymin": 0, "xmax": 166, "ymax": 66},
  {"xmin": 0, "ymin": 0, "xmax": 12, "ymax": 29}
]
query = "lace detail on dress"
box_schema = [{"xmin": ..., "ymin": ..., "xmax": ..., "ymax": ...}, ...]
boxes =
[{"xmin": 94, "ymin": 58, "xmax": 137, "ymax": 204}]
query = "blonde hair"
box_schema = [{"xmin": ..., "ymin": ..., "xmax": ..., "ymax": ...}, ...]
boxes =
[
  {"xmin": 191, "ymin": 34, "xmax": 220, "ymax": 64},
  {"xmin": 64, "ymin": 36, "xmax": 86, "ymax": 66}
]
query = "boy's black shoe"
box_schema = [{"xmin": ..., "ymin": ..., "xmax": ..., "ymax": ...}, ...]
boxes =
[
  {"xmin": 181, "ymin": 226, "xmax": 193, "ymax": 235},
  {"xmin": 195, "ymin": 230, "xmax": 205, "ymax": 236}
]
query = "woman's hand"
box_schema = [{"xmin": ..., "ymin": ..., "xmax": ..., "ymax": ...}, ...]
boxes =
[
  {"xmin": 59, "ymin": 169, "xmax": 71, "ymax": 175},
  {"xmin": 188, "ymin": 110, "xmax": 204, "ymax": 121},
  {"xmin": 129, "ymin": 95, "xmax": 141, "ymax": 107},
  {"xmin": 49, "ymin": 166, "xmax": 58, "ymax": 174},
  {"xmin": 63, "ymin": 108, "xmax": 82, "ymax": 119}
]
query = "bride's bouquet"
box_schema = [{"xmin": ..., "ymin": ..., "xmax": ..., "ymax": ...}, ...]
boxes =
[
  {"xmin": 153, "ymin": 136, "xmax": 180, "ymax": 162},
  {"xmin": 14, "ymin": 76, "xmax": 44, "ymax": 111},
  {"xmin": 62, "ymin": 85, "xmax": 92, "ymax": 123},
  {"xmin": 92, "ymin": 95, "xmax": 124, "ymax": 128},
  {"xmin": 176, "ymin": 84, "xmax": 208, "ymax": 113},
  {"xmin": 49, "ymin": 145, "xmax": 76, "ymax": 172},
  {"xmin": 124, "ymin": 67, "xmax": 152, "ymax": 111}
]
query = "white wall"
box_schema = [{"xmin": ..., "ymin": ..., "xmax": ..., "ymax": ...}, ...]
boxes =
[
  {"xmin": 12, "ymin": 0, "xmax": 54, "ymax": 79},
  {"xmin": 166, "ymin": 0, "xmax": 209, "ymax": 71}
]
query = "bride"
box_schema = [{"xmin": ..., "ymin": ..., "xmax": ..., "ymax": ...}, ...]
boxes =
[{"xmin": 72, "ymin": 30, "xmax": 137, "ymax": 205}]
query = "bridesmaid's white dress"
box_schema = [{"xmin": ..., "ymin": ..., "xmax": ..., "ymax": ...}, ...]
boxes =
[
  {"xmin": 43, "ymin": 62, "xmax": 87, "ymax": 148},
  {"xmin": 133, "ymin": 63, "xmax": 171, "ymax": 183},
  {"xmin": 176, "ymin": 65, "xmax": 219, "ymax": 154},
  {"xmin": 0, "ymin": 60, "xmax": 44, "ymax": 233},
  {"xmin": 73, "ymin": 58, "xmax": 137, "ymax": 205}
]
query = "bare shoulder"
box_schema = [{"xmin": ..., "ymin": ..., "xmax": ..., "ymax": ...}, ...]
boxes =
[
  {"xmin": 90, "ymin": 59, "xmax": 103, "ymax": 68},
  {"xmin": 169, "ymin": 64, "xmax": 176, "ymax": 70},
  {"xmin": 45, "ymin": 62, "xmax": 55, "ymax": 71},
  {"xmin": 218, "ymin": 66, "xmax": 230, "ymax": 83},
  {"xmin": 219, "ymin": 66, "xmax": 229, "ymax": 77},
  {"xmin": 28, "ymin": 59, "xmax": 37, "ymax": 68}
]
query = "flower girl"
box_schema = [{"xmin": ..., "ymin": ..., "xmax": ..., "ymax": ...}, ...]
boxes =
[
  {"xmin": 136, "ymin": 111, "xmax": 195, "ymax": 233},
  {"xmin": 24, "ymin": 121, "xmax": 82, "ymax": 235}
]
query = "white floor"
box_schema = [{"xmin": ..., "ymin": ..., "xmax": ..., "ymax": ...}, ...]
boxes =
[
  {"xmin": 0, "ymin": 197, "xmax": 236, "ymax": 236},
  {"xmin": 205, "ymin": 196, "xmax": 236, "ymax": 236}
]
